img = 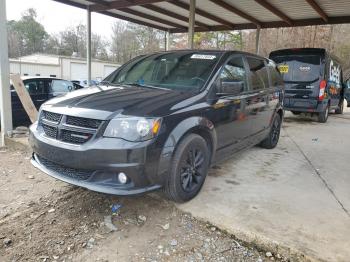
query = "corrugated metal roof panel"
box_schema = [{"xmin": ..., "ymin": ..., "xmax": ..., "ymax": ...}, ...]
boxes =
[
  {"xmin": 52, "ymin": 0, "xmax": 350, "ymax": 31},
  {"xmin": 153, "ymin": 1, "xmax": 220, "ymax": 26},
  {"xmin": 268, "ymin": 0, "xmax": 320, "ymax": 20},
  {"xmin": 190, "ymin": 0, "xmax": 251, "ymax": 24},
  {"xmin": 108, "ymin": 9, "xmax": 174, "ymax": 29},
  {"xmin": 130, "ymin": 6, "xmax": 189, "ymax": 27},
  {"xmin": 223, "ymin": 0, "xmax": 282, "ymax": 22},
  {"xmin": 318, "ymin": 0, "xmax": 350, "ymax": 17}
]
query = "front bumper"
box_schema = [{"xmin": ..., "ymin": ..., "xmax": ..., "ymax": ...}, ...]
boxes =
[{"xmin": 29, "ymin": 123, "xmax": 162, "ymax": 195}]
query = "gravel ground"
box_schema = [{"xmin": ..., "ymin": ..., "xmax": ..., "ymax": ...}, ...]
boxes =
[{"xmin": 0, "ymin": 146, "xmax": 288, "ymax": 262}]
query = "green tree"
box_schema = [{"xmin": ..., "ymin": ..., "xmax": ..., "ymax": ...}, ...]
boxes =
[{"xmin": 9, "ymin": 8, "xmax": 48, "ymax": 56}]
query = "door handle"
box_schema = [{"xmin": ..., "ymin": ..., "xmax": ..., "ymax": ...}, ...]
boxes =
[{"xmin": 36, "ymin": 99, "xmax": 46, "ymax": 102}]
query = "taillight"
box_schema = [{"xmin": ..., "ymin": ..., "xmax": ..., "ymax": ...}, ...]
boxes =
[{"xmin": 319, "ymin": 80, "xmax": 327, "ymax": 101}]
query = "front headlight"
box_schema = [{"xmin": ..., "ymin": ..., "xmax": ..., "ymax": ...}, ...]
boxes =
[{"xmin": 103, "ymin": 117, "xmax": 162, "ymax": 141}]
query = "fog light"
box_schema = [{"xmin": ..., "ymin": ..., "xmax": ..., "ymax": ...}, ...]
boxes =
[{"xmin": 118, "ymin": 172, "xmax": 128, "ymax": 184}]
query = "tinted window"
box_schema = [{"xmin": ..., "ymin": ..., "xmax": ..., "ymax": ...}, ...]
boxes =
[
  {"xmin": 218, "ymin": 56, "xmax": 247, "ymax": 93},
  {"xmin": 246, "ymin": 57, "xmax": 268, "ymax": 90},
  {"xmin": 24, "ymin": 80, "xmax": 45, "ymax": 95},
  {"xmin": 272, "ymin": 55, "xmax": 321, "ymax": 83},
  {"xmin": 107, "ymin": 52, "xmax": 222, "ymax": 92},
  {"xmin": 51, "ymin": 80, "xmax": 73, "ymax": 93}
]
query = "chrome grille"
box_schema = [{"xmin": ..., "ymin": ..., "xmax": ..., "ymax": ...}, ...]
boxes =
[
  {"xmin": 66, "ymin": 116, "xmax": 102, "ymax": 129},
  {"xmin": 42, "ymin": 124, "xmax": 58, "ymax": 139},
  {"xmin": 39, "ymin": 111, "xmax": 103, "ymax": 145},
  {"xmin": 61, "ymin": 130, "xmax": 93, "ymax": 144},
  {"xmin": 42, "ymin": 110, "xmax": 62, "ymax": 123},
  {"xmin": 37, "ymin": 155, "xmax": 93, "ymax": 181}
]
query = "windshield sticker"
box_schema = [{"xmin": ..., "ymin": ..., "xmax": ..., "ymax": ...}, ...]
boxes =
[
  {"xmin": 278, "ymin": 65, "xmax": 289, "ymax": 73},
  {"xmin": 299, "ymin": 66, "xmax": 311, "ymax": 72},
  {"xmin": 191, "ymin": 54, "xmax": 216, "ymax": 60}
]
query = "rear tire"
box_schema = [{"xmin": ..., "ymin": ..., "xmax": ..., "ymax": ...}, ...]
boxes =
[
  {"xmin": 260, "ymin": 114, "xmax": 282, "ymax": 149},
  {"xmin": 291, "ymin": 111, "xmax": 301, "ymax": 115},
  {"xmin": 318, "ymin": 105, "xmax": 329, "ymax": 123},
  {"xmin": 163, "ymin": 134, "xmax": 210, "ymax": 203},
  {"xmin": 335, "ymin": 99, "xmax": 344, "ymax": 114}
]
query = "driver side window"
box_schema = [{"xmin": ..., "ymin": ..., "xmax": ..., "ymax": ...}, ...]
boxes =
[{"xmin": 217, "ymin": 56, "xmax": 247, "ymax": 94}]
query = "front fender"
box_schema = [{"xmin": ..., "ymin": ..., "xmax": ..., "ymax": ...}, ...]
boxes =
[{"xmin": 157, "ymin": 116, "xmax": 217, "ymax": 182}]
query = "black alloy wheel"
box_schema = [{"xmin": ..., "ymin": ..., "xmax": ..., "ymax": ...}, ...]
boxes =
[
  {"xmin": 164, "ymin": 134, "xmax": 210, "ymax": 202},
  {"xmin": 180, "ymin": 147, "xmax": 205, "ymax": 192}
]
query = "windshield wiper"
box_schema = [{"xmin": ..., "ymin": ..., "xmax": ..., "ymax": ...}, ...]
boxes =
[{"xmin": 123, "ymin": 82, "xmax": 169, "ymax": 90}]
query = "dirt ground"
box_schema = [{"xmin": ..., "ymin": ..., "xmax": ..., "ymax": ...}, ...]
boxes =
[{"xmin": 0, "ymin": 147, "xmax": 282, "ymax": 262}]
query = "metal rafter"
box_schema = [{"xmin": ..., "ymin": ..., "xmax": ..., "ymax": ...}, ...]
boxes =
[
  {"xmin": 305, "ymin": 0, "xmax": 328, "ymax": 22},
  {"xmin": 168, "ymin": 0, "xmax": 235, "ymax": 30},
  {"xmin": 142, "ymin": 4, "xmax": 210, "ymax": 29},
  {"xmin": 99, "ymin": 10, "xmax": 168, "ymax": 30},
  {"xmin": 119, "ymin": 7, "xmax": 186, "ymax": 29},
  {"xmin": 52, "ymin": 0, "xmax": 169, "ymax": 31},
  {"xmin": 170, "ymin": 16, "xmax": 350, "ymax": 33},
  {"xmin": 254, "ymin": 0, "xmax": 293, "ymax": 26},
  {"xmin": 90, "ymin": 0, "xmax": 165, "ymax": 12},
  {"xmin": 209, "ymin": 0, "xmax": 261, "ymax": 27}
]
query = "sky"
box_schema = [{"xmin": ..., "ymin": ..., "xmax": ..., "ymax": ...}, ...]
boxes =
[{"xmin": 5, "ymin": 0, "xmax": 118, "ymax": 40}]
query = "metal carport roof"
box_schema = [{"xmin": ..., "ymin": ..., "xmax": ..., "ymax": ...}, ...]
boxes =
[{"xmin": 53, "ymin": 0, "xmax": 350, "ymax": 32}]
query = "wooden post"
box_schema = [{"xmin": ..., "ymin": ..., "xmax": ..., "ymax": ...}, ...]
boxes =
[{"xmin": 10, "ymin": 74, "xmax": 38, "ymax": 123}]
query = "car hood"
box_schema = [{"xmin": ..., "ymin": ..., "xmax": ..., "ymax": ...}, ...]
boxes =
[{"xmin": 43, "ymin": 85, "xmax": 195, "ymax": 118}]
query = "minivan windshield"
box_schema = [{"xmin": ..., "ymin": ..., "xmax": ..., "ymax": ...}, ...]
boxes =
[
  {"xmin": 272, "ymin": 55, "xmax": 321, "ymax": 83},
  {"xmin": 104, "ymin": 52, "xmax": 222, "ymax": 92}
]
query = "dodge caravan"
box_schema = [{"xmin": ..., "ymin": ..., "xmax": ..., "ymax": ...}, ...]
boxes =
[{"xmin": 29, "ymin": 50, "xmax": 284, "ymax": 202}]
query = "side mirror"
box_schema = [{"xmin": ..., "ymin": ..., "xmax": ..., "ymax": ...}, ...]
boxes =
[{"xmin": 216, "ymin": 79, "xmax": 244, "ymax": 96}]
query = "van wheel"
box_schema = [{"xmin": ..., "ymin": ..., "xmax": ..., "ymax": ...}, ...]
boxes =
[
  {"xmin": 291, "ymin": 111, "xmax": 301, "ymax": 115},
  {"xmin": 260, "ymin": 114, "xmax": 281, "ymax": 149},
  {"xmin": 163, "ymin": 134, "xmax": 210, "ymax": 203},
  {"xmin": 318, "ymin": 105, "xmax": 329, "ymax": 123},
  {"xmin": 335, "ymin": 100, "xmax": 344, "ymax": 114}
]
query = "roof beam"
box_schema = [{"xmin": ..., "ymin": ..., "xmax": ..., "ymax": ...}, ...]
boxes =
[
  {"xmin": 53, "ymin": 0, "xmax": 169, "ymax": 30},
  {"xmin": 305, "ymin": 0, "xmax": 328, "ymax": 22},
  {"xmin": 119, "ymin": 8, "xmax": 186, "ymax": 29},
  {"xmin": 170, "ymin": 16, "xmax": 350, "ymax": 33},
  {"xmin": 142, "ymin": 4, "xmax": 210, "ymax": 29},
  {"xmin": 99, "ymin": 10, "xmax": 168, "ymax": 31},
  {"xmin": 209, "ymin": 0, "xmax": 261, "ymax": 27},
  {"xmin": 90, "ymin": 0, "xmax": 165, "ymax": 12},
  {"xmin": 168, "ymin": 0, "xmax": 235, "ymax": 30},
  {"xmin": 254, "ymin": 0, "xmax": 293, "ymax": 26}
]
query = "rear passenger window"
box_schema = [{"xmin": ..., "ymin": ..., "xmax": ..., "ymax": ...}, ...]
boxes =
[
  {"xmin": 51, "ymin": 80, "xmax": 73, "ymax": 93},
  {"xmin": 218, "ymin": 56, "xmax": 247, "ymax": 92},
  {"xmin": 246, "ymin": 57, "xmax": 269, "ymax": 90},
  {"xmin": 24, "ymin": 80, "xmax": 45, "ymax": 95}
]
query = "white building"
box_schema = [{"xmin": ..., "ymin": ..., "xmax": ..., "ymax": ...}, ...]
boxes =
[{"xmin": 9, "ymin": 54, "xmax": 120, "ymax": 81}]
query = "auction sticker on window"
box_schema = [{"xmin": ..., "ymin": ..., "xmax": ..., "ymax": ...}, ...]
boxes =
[
  {"xmin": 191, "ymin": 54, "xmax": 216, "ymax": 60},
  {"xmin": 278, "ymin": 65, "xmax": 289, "ymax": 73}
]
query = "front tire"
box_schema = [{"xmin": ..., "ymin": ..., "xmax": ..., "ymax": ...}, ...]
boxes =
[
  {"xmin": 163, "ymin": 134, "xmax": 210, "ymax": 203},
  {"xmin": 318, "ymin": 105, "xmax": 329, "ymax": 123},
  {"xmin": 260, "ymin": 114, "xmax": 282, "ymax": 149}
]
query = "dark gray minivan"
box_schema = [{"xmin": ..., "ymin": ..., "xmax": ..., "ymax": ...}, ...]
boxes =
[{"xmin": 269, "ymin": 48, "xmax": 344, "ymax": 122}]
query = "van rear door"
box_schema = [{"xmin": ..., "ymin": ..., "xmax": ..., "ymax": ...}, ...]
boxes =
[{"xmin": 271, "ymin": 54, "xmax": 322, "ymax": 109}]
